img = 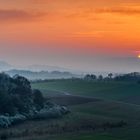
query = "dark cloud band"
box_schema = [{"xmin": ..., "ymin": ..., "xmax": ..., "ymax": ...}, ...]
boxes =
[{"xmin": 0, "ymin": 9, "xmax": 43, "ymax": 21}]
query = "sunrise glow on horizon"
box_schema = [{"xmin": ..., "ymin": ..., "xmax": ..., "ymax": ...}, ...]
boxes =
[
  {"xmin": 0, "ymin": 0, "xmax": 140, "ymax": 72},
  {"xmin": 138, "ymin": 54, "xmax": 140, "ymax": 58}
]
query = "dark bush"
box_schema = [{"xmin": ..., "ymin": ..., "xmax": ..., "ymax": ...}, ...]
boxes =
[
  {"xmin": 33, "ymin": 89, "xmax": 45, "ymax": 110},
  {"xmin": 0, "ymin": 73, "xmax": 69, "ymax": 128},
  {"xmin": 0, "ymin": 73, "xmax": 43, "ymax": 115}
]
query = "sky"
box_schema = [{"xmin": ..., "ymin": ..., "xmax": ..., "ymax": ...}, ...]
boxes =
[{"xmin": 0, "ymin": 0, "xmax": 140, "ymax": 73}]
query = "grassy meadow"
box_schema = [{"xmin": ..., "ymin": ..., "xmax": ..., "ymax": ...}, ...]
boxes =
[
  {"xmin": 1, "ymin": 79, "xmax": 140, "ymax": 140},
  {"xmin": 32, "ymin": 79, "xmax": 140, "ymax": 104}
]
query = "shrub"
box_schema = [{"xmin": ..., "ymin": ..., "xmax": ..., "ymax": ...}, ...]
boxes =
[
  {"xmin": 10, "ymin": 114, "xmax": 27, "ymax": 125},
  {"xmin": 33, "ymin": 89, "xmax": 45, "ymax": 110},
  {"xmin": 0, "ymin": 116, "xmax": 11, "ymax": 128}
]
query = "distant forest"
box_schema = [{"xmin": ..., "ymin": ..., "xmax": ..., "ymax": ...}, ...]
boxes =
[{"xmin": 5, "ymin": 69, "xmax": 81, "ymax": 80}]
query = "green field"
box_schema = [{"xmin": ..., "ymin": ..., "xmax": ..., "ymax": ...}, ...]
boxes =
[
  {"xmin": 31, "ymin": 80, "xmax": 140, "ymax": 140},
  {"xmin": 32, "ymin": 80, "xmax": 140, "ymax": 104},
  {"xmin": 1, "ymin": 79, "xmax": 140, "ymax": 140}
]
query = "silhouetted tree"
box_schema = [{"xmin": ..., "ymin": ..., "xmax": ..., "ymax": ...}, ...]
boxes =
[
  {"xmin": 90, "ymin": 74, "xmax": 97, "ymax": 80},
  {"xmin": 98, "ymin": 75, "xmax": 103, "ymax": 81},
  {"xmin": 33, "ymin": 89, "xmax": 45, "ymax": 110},
  {"xmin": 0, "ymin": 73, "xmax": 45, "ymax": 115},
  {"xmin": 12, "ymin": 75, "xmax": 32, "ymax": 96},
  {"xmin": 108, "ymin": 73, "xmax": 113, "ymax": 79},
  {"xmin": 84, "ymin": 74, "xmax": 97, "ymax": 81}
]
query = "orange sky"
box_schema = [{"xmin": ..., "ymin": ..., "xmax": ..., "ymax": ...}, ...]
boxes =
[{"xmin": 0, "ymin": 0, "xmax": 140, "ymax": 72}]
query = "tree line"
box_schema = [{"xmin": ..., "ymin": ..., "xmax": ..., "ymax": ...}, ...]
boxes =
[{"xmin": 84, "ymin": 72, "xmax": 140, "ymax": 82}]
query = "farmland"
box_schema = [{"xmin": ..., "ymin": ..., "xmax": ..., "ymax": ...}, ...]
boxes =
[{"xmin": 1, "ymin": 79, "xmax": 140, "ymax": 140}]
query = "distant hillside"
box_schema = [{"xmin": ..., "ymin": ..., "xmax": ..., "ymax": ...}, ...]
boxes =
[
  {"xmin": 26, "ymin": 64, "xmax": 71, "ymax": 72},
  {"xmin": 0, "ymin": 61, "xmax": 13, "ymax": 71},
  {"xmin": 6, "ymin": 69, "xmax": 81, "ymax": 80},
  {"xmin": 0, "ymin": 60, "xmax": 72, "ymax": 72}
]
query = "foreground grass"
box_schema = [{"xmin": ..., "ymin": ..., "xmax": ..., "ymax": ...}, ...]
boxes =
[
  {"xmin": 15, "ymin": 133, "xmax": 121, "ymax": 140},
  {"xmin": 1, "ymin": 97, "xmax": 140, "ymax": 140}
]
